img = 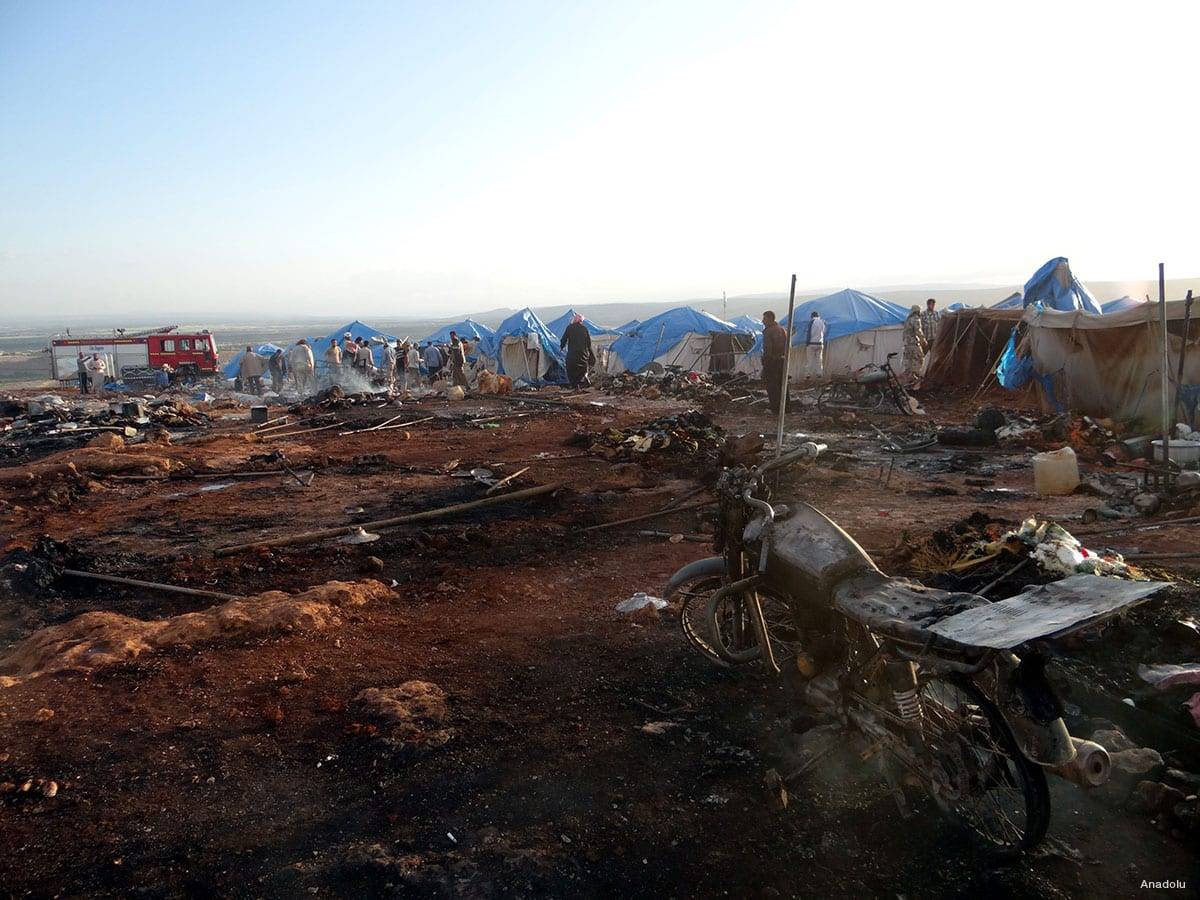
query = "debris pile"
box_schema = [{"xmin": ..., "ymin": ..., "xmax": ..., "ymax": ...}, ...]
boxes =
[
  {"xmin": 586, "ymin": 411, "xmax": 725, "ymax": 462},
  {"xmin": 0, "ymin": 394, "xmax": 209, "ymax": 464},
  {"xmin": 602, "ymin": 370, "xmax": 749, "ymax": 406}
]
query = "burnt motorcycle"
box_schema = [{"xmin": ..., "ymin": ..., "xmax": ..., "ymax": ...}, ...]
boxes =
[
  {"xmin": 665, "ymin": 442, "xmax": 1166, "ymax": 855},
  {"xmin": 816, "ymin": 352, "xmax": 917, "ymax": 415}
]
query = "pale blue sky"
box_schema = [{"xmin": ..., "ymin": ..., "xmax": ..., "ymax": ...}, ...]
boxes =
[{"xmin": 2, "ymin": 0, "xmax": 1198, "ymax": 318}]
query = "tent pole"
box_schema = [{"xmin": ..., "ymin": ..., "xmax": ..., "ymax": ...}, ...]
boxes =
[
  {"xmin": 775, "ymin": 274, "xmax": 798, "ymax": 457},
  {"xmin": 1159, "ymin": 263, "xmax": 1171, "ymax": 481},
  {"xmin": 651, "ymin": 322, "xmax": 666, "ymax": 365},
  {"xmin": 1173, "ymin": 290, "xmax": 1194, "ymax": 426}
]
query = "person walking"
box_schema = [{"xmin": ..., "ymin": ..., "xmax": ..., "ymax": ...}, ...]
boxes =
[
  {"xmin": 560, "ymin": 314, "xmax": 595, "ymax": 388},
  {"xmin": 289, "ymin": 339, "xmax": 316, "ymax": 395},
  {"xmin": 804, "ymin": 310, "xmax": 826, "ymax": 382},
  {"xmin": 76, "ymin": 352, "xmax": 89, "ymax": 394},
  {"xmin": 903, "ymin": 306, "xmax": 928, "ymax": 381},
  {"xmin": 761, "ymin": 310, "xmax": 788, "ymax": 414}
]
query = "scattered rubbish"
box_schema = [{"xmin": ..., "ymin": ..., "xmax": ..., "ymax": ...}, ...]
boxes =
[
  {"xmin": 588, "ymin": 411, "xmax": 724, "ymax": 462},
  {"xmin": 616, "ymin": 593, "xmax": 667, "ymax": 613},
  {"xmin": 639, "ymin": 720, "xmax": 679, "ymax": 734},
  {"xmin": 1137, "ymin": 663, "xmax": 1200, "ymax": 689},
  {"xmin": 1006, "ymin": 518, "xmax": 1136, "ymax": 578},
  {"xmin": 338, "ymin": 527, "xmax": 382, "ymax": 545},
  {"xmin": 198, "ymin": 482, "xmax": 234, "ymax": 492}
]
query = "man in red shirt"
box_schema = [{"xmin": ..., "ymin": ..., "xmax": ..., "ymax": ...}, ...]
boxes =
[{"xmin": 761, "ymin": 310, "xmax": 788, "ymax": 414}]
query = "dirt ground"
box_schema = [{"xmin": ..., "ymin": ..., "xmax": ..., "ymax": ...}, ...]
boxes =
[{"xmin": 1, "ymin": 384, "xmax": 1198, "ymax": 897}]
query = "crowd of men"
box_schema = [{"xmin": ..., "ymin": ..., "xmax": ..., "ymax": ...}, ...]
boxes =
[{"xmin": 234, "ymin": 331, "xmax": 476, "ymax": 397}]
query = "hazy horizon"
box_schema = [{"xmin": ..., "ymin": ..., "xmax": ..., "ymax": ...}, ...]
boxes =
[{"xmin": 4, "ymin": 2, "xmax": 1200, "ymax": 319}]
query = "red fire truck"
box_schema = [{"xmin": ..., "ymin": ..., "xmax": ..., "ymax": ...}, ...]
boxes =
[{"xmin": 50, "ymin": 326, "xmax": 221, "ymax": 385}]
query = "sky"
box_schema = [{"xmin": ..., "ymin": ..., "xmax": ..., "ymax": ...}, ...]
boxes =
[{"xmin": 2, "ymin": 0, "xmax": 1199, "ymax": 320}]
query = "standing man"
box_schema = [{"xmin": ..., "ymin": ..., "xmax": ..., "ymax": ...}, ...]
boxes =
[
  {"xmin": 406, "ymin": 342, "xmax": 421, "ymax": 387},
  {"xmin": 238, "ymin": 346, "xmax": 266, "ymax": 395},
  {"xmin": 804, "ymin": 310, "xmax": 826, "ymax": 382},
  {"xmin": 85, "ymin": 353, "xmax": 108, "ymax": 395},
  {"xmin": 323, "ymin": 338, "xmax": 342, "ymax": 387},
  {"xmin": 382, "ymin": 340, "xmax": 397, "ymax": 391},
  {"xmin": 448, "ymin": 334, "xmax": 469, "ymax": 390},
  {"xmin": 761, "ymin": 310, "xmax": 788, "ymax": 414},
  {"xmin": 920, "ymin": 297, "xmax": 941, "ymax": 348},
  {"xmin": 423, "ymin": 341, "xmax": 443, "ymax": 385},
  {"xmin": 268, "ymin": 349, "xmax": 288, "ymax": 393},
  {"xmin": 903, "ymin": 306, "xmax": 928, "ymax": 382},
  {"xmin": 560, "ymin": 313, "xmax": 595, "ymax": 388},
  {"xmin": 76, "ymin": 352, "xmax": 89, "ymax": 394},
  {"xmin": 289, "ymin": 339, "xmax": 315, "ymax": 395}
]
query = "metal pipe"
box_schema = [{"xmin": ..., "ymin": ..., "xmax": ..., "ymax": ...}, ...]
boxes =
[
  {"xmin": 1046, "ymin": 738, "xmax": 1111, "ymax": 788},
  {"xmin": 1159, "ymin": 263, "xmax": 1171, "ymax": 479},
  {"xmin": 775, "ymin": 274, "xmax": 798, "ymax": 457},
  {"xmin": 1174, "ymin": 289, "xmax": 1194, "ymax": 427}
]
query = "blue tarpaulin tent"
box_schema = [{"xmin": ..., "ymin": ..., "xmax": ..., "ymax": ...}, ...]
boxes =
[
  {"xmin": 492, "ymin": 308, "xmax": 566, "ymax": 382},
  {"xmin": 1022, "ymin": 258, "xmax": 1102, "ymax": 314},
  {"xmin": 946, "ymin": 302, "xmax": 967, "ymax": 312},
  {"xmin": 421, "ymin": 318, "xmax": 497, "ymax": 346},
  {"xmin": 222, "ymin": 343, "xmax": 285, "ymax": 379},
  {"xmin": 314, "ymin": 321, "xmax": 398, "ymax": 369},
  {"xmin": 545, "ymin": 309, "xmax": 617, "ymax": 340},
  {"xmin": 1101, "ymin": 295, "xmax": 1144, "ymax": 314},
  {"xmin": 615, "ymin": 318, "xmax": 641, "ymax": 334},
  {"xmin": 992, "ymin": 292, "xmax": 1024, "ymax": 310},
  {"xmin": 730, "ymin": 314, "xmax": 764, "ymax": 333},
  {"xmin": 607, "ymin": 307, "xmax": 745, "ymax": 374},
  {"xmin": 735, "ymin": 289, "xmax": 910, "ymax": 378}
]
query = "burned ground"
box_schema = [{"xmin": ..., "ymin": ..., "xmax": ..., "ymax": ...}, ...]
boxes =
[{"xmin": 1, "ymin": 385, "xmax": 1198, "ymax": 897}]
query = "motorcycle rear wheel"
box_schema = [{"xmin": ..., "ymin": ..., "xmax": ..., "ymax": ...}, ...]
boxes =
[{"xmin": 917, "ymin": 676, "xmax": 1050, "ymax": 856}]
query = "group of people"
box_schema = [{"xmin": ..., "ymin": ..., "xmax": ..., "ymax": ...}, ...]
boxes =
[
  {"xmin": 902, "ymin": 297, "xmax": 941, "ymax": 379},
  {"xmin": 235, "ymin": 331, "xmax": 477, "ymax": 397},
  {"xmin": 758, "ymin": 297, "xmax": 944, "ymax": 413},
  {"xmin": 74, "ymin": 352, "xmax": 108, "ymax": 394}
]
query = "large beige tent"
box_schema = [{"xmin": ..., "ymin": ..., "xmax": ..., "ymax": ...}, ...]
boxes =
[{"xmin": 1021, "ymin": 301, "xmax": 1200, "ymax": 424}]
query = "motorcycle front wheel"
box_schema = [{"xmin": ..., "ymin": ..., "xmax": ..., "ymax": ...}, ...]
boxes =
[{"xmin": 917, "ymin": 676, "xmax": 1050, "ymax": 856}]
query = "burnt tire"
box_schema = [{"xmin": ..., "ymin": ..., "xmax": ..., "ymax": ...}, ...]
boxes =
[{"xmin": 918, "ymin": 676, "xmax": 1050, "ymax": 857}]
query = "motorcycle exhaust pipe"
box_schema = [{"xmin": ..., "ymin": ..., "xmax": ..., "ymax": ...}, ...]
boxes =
[{"xmin": 1047, "ymin": 738, "xmax": 1111, "ymax": 788}]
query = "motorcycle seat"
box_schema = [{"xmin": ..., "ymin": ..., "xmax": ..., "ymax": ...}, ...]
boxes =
[{"xmin": 831, "ymin": 571, "xmax": 988, "ymax": 647}]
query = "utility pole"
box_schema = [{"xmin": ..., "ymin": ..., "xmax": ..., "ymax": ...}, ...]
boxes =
[{"xmin": 723, "ymin": 291, "xmax": 727, "ymax": 321}]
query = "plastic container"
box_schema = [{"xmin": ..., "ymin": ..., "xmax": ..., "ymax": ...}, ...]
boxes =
[
  {"xmin": 1033, "ymin": 446, "xmax": 1080, "ymax": 496},
  {"xmin": 1152, "ymin": 439, "xmax": 1200, "ymax": 469}
]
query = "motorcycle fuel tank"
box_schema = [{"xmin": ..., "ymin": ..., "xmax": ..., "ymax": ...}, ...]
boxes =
[{"xmin": 762, "ymin": 503, "xmax": 880, "ymax": 604}]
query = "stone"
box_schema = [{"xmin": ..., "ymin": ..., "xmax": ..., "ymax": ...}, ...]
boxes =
[
  {"xmin": 87, "ymin": 433, "xmax": 125, "ymax": 451},
  {"xmin": 354, "ymin": 681, "xmax": 452, "ymax": 747},
  {"xmin": 1091, "ymin": 728, "xmax": 1136, "ymax": 753},
  {"xmin": 1128, "ymin": 780, "xmax": 1186, "ymax": 815},
  {"xmin": 1133, "ymin": 492, "xmax": 1162, "ymax": 516},
  {"xmin": 1164, "ymin": 768, "xmax": 1200, "ymax": 792},
  {"xmin": 1110, "ymin": 747, "xmax": 1163, "ymax": 776}
]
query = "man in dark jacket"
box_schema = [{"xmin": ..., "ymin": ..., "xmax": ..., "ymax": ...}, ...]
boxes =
[
  {"xmin": 761, "ymin": 310, "xmax": 788, "ymax": 414},
  {"xmin": 268, "ymin": 349, "xmax": 288, "ymax": 393},
  {"xmin": 560, "ymin": 314, "xmax": 595, "ymax": 388}
]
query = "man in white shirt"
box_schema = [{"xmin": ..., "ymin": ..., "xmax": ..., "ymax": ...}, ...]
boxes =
[
  {"xmin": 804, "ymin": 311, "xmax": 826, "ymax": 381},
  {"xmin": 288, "ymin": 339, "xmax": 316, "ymax": 396},
  {"xmin": 84, "ymin": 354, "xmax": 108, "ymax": 394}
]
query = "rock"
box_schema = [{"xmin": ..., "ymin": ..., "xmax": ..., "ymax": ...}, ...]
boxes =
[
  {"xmin": 354, "ymin": 681, "xmax": 452, "ymax": 746},
  {"xmin": 358, "ymin": 555, "xmax": 385, "ymax": 574},
  {"xmin": 1091, "ymin": 728, "xmax": 1136, "ymax": 753},
  {"xmin": 1110, "ymin": 747, "xmax": 1164, "ymax": 776},
  {"xmin": 41, "ymin": 780, "xmax": 58, "ymax": 799},
  {"xmin": 1133, "ymin": 492, "xmax": 1162, "ymax": 516},
  {"xmin": 1164, "ymin": 768, "xmax": 1200, "ymax": 792},
  {"xmin": 87, "ymin": 433, "xmax": 125, "ymax": 451},
  {"xmin": 32, "ymin": 707, "xmax": 54, "ymax": 723},
  {"xmin": 1129, "ymin": 780, "xmax": 1186, "ymax": 815},
  {"xmin": 1172, "ymin": 798, "xmax": 1199, "ymax": 831}
]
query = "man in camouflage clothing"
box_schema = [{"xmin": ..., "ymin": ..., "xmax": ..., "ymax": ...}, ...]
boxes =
[
  {"xmin": 902, "ymin": 306, "xmax": 928, "ymax": 383},
  {"xmin": 920, "ymin": 297, "xmax": 941, "ymax": 346}
]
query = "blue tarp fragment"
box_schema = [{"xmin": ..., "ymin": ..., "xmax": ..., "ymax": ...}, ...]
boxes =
[
  {"xmin": 545, "ymin": 309, "xmax": 618, "ymax": 340},
  {"xmin": 1022, "ymin": 258, "xmax": 1102, "ymax": 314}
]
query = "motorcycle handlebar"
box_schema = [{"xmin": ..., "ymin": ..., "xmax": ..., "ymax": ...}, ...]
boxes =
[{"xmin": 754, "ymin": 441, "xmax": 826, "ymax": 480}]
